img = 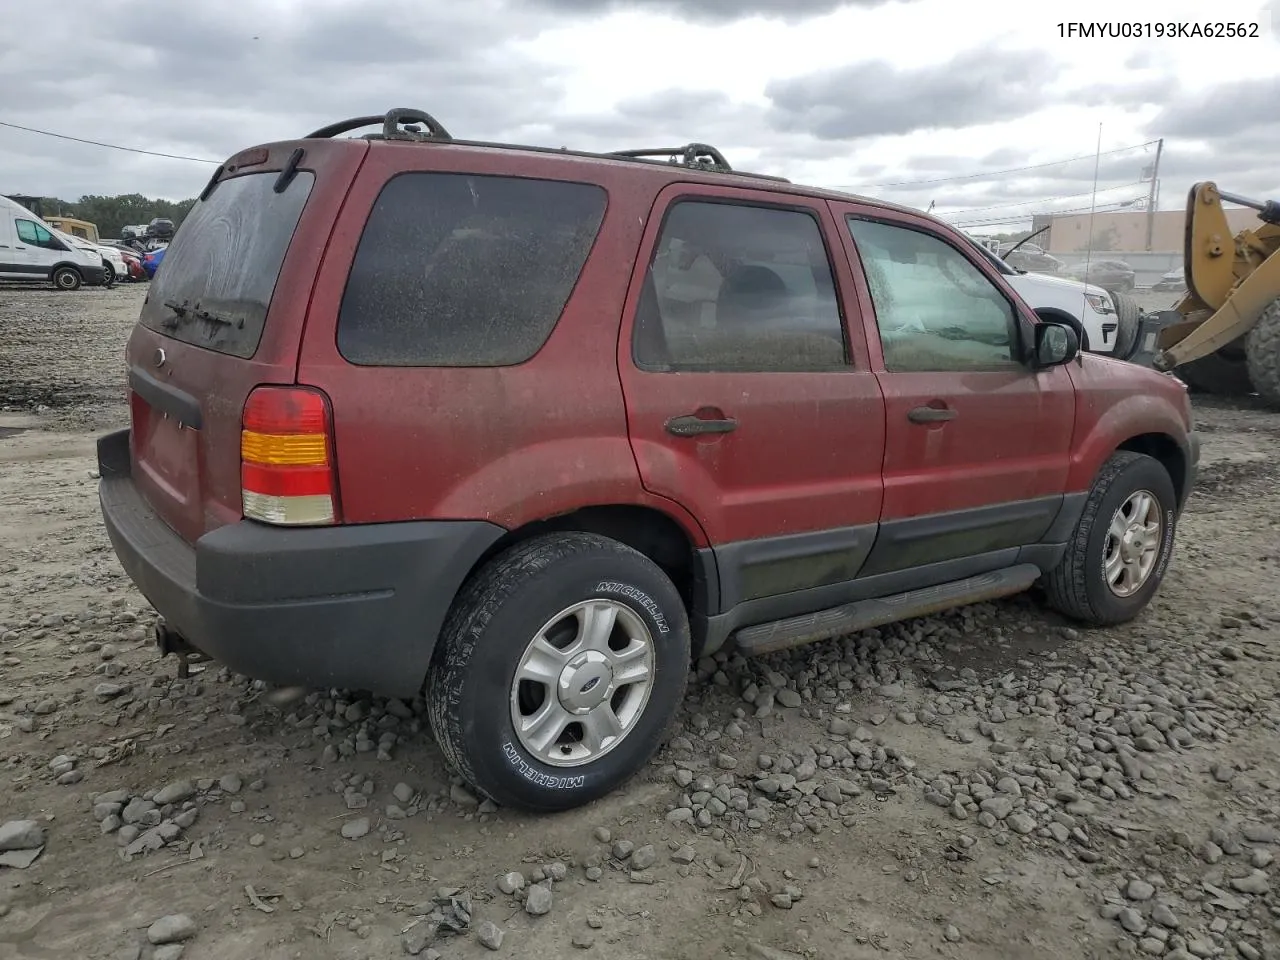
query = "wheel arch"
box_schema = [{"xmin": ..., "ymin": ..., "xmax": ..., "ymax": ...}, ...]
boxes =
[
  {"xmin": 1115, "ymin": 432, "xmax": 1188, "ymax": 507},
  {"xmin": 456, "ymin": 503, "xmax": 713, "ymax": 657}
]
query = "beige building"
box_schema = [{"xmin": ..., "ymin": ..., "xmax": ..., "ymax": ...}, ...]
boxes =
[{"xmin": 1039, "ymin": 208, "xmax": 1263, "ymax": 254}]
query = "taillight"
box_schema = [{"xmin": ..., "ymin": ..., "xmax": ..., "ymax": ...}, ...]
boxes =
[{"xmin": 240, "ymin": 386, "xmax": 339, "ymax": 526}]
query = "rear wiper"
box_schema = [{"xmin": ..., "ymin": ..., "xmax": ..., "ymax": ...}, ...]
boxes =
[
  {"xmin": 160, "ymin": 299, "xmax": 236, "ymax": 329},
  {"xmin": 161, "ymin": 299, "xmax": 189, "ymax": 329}
]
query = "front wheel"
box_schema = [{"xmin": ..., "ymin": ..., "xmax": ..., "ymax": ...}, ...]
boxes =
[
  {"xmin": 426, "ymin": 533, "xmax": 691, "ymax": 812},
  {"xmin": 102, "ymin": 263, "xmax": 116, "ymax": 287},
  {"xmin": 52, "ymin": 266, "xmax": 82, "ymax": 291},
  {"xmin": 1042, "ymin": 451, "xmax": 1178, "ymax": 626}
]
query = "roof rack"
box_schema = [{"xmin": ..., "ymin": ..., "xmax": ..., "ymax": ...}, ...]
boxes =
[
  {"xmin": 306, "ymin": 108, "xmax": 453, "ymax": 142},
  {"xmin": 609, "ymin": 143, "xmax": 732, "ymax": 172},
  {"xmin": 608, "ymin": 143, "xmax": 790, "ymax": 182},
  {"xmin": 302, "ymin": 111, "xmax": 789, "ymax": 183}
]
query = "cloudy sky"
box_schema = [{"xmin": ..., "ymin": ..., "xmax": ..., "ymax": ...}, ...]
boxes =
[{"xmin": 2, "ymin": 0, "xmax": 1278, "ymax": 232}]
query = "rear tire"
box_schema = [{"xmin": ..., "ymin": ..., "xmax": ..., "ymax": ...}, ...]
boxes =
[
  {"xmin": 1244, "ymin": 297, "xmax": 1280, "ymax": 408},
  {"xmin": 426, "ymin": 533, "xmax": 690, "ymax": 812},
  {"xmin": 52, "ymin": 266, "xmax": 82, "ymax": 291},
  {"xmin": 102, "ymin": 263, "xmax": 116, "ymax": 287},
  {"xmin": 1043, "ymin": 451, "xmax": 1178, "ymax": 626},
  {"xmin": 1178, "ymin": 351, "xmax": 1254, "ymax": 396}
]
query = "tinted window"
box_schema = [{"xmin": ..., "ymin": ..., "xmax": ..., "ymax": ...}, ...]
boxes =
[
  {"xmin": 138, "ymin": 171, "xmax": 314, "ymax": 359},
  {"xmin": 847, "ymin": 218, "xmax": 1020, "ymax": 373},
  {"xmin": 633, "ymin": 200, "xmax": 846, "ymax": 372},
  {"xmin": 337, "ymin": 174, "xmax": 607, "ymax": 367},
  {"xmin": 15, "ymin": 220, "xmax": 38, "ymax": 244}
]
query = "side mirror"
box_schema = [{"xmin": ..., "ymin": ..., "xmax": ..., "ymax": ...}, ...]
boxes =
[{"xmin": 1033, "ymin": 320, "xmax": 1079, "ymax": 368}]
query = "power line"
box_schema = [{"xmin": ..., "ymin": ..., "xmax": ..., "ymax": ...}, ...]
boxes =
[
  {"xmin": 833, "ymin": 139, "xmax": 1160, "ymax": 190},
  {"xmin": 0, "ymin": 120, "xmax": 220, "ymax": 164},
  {"xmin": 950, "ymin": 197, "xmax": 1145, "ymax": 229},
  {"xmin": 942, "ymin": 181, "xmax": 1145, "ymax": 216}
]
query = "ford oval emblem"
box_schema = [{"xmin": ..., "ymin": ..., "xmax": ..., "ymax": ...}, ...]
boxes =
[{"xmin": 153, "ymin": 348, "xmax": 166, "ymax": 368}]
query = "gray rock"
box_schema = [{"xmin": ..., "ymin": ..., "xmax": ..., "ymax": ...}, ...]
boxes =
[
  {"xmin": 219, "ymin": 774, "xmax": 243, "ymax": 795},
  {"xmin": 122, "ymin": 798, "xmax": 156, "ymax": 825},
  {"xmin": 776, "ymin": 689, "xmax": 802, "ymax": 708},
  {"xmin": 612, "ymin": 840, "xmax": 635, "ymax": 860},
  {"xmin": 403, "ymin": 923, "xmax": 438, "ymax": 956},
  {"xmin": 671, "ymin": 845, "xmax": 697, "ymax": 865},
  {"xmin": 147, "ymin": 915, "xmax": 196, "ymax": 945},
  {"xmin": 980, "ymin": 797, "xmax": 1014, "ymax": 820},
  {"xmin": 1127, "ymin": 879, "xmax": 1156, "ymax": 901},
  {"xmin": 393, "ymin": 783, "xmax": 415, "ymax": 805},
  {"xmin": 1138, "ymin": 938, "xmax": 1165, "ymax": 956},
  {"xmin": 1229, "ymin": 871, "xmax": 1270, "ymax": 895},
  {"xmin": 154, "ymin": 780, "xmax": 196, "ymax": 806},
  {"xmin": 593, "ymin": 826, "xmax": 612, "ymax": 843},
  {"xmin": 944, "ymin": 925, "xmax": 961, "ymax": 943},
  {"xmin": 1151, "ymin": 902, "xmax": 1179, "ymax": 929},
  {"xmin": 1118, "ymin": 908, "xmax": 1147, "ymax": 934},
  {"xmin": 449, "ymin": 784, "xmax": 479, "ymax": 807},
  {"xmin": 0, "ymin": 820, "xmax": 45, "ymax": 852},
  {"xmin": 153, "ymin": 947, "xmax": 185, "ymax": 960},
  {"xmin": 525, "ymin": 884, "xmax": 553, "ymax": 916},
  {"xmin": 1242, "ymin": 823, "xmax": 1279, "ymax": 844},
  {"xmin": 498, "ymin": 872, "xmax": 525, "ymax": 894},
  {"xmin": 630, "ymin": 844, "xmax": 657, "ymax": 871},
  {"xmin": 1007, "ymin": 813, "xmax": 1036, "ymax": 835},
  {"xmin": 94, "ymin": 682, "xmax": 127, "ymax": 700},
  {"xmin": 476, "ymin": 920, "xmax": 504, "ymax": 951},
  {"xmin": 341, "ymin": 817, "xmax": 371, "ymax": 840}
]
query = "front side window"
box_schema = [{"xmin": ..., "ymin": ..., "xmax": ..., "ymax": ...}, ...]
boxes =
[
  {"xmin": 847, "ymin": 218, "xmax": 1021, "ymax": 373},
  {"xmin": 633, "ymin": 200, "xmax": 847, "ymax": 372},
  {"xmin": 15, "ymin": 219, "xmax": 49, "ymax": 247}
]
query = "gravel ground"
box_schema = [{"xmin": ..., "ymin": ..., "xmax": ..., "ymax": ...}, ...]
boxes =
[{"xmin": 1, "ymin": 284, "xmax": 1279, "ymax": 960}]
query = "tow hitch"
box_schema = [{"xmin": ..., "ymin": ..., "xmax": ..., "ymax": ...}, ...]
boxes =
[{"xmin": 154, "ymin": 620, "xmax": 211, "ymax": 679}]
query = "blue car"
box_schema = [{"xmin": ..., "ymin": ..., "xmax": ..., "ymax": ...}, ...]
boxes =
[{"xmin": 141, "ymin": 246, "xmax": 166, "ymax": 279}]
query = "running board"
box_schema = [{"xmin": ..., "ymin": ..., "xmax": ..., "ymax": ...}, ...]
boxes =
[{"xmin": 732, "ymin": 564, "xmax": 1042, "ymax": 656}]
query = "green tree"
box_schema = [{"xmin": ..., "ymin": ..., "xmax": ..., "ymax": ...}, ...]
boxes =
[{"xmin": 37, "ymin": 194, "xmax": 196, "ymax": 239}]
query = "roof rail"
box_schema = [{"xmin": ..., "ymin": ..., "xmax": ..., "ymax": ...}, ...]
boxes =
[
  {"xmin": 609, "ymin": 143, "xmax": 733, "ymax": 172},
  {"xmin": 305, "ymin": 108, "xmax": 453, "ymax": 142},
  {"xmin": 301, "ymin": 113, "xmax": 789, "ymax": 182}
]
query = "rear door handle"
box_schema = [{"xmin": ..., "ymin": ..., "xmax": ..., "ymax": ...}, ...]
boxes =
[
  {"xmin": 665, "ymin": 414, "xmax": 738, "ymax": 436},
  {"xmin": 908, "ymin": 406, "xmax": 957, "ymax": 423}
]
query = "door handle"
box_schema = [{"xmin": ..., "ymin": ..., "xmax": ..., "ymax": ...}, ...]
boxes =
[
  {"xmin": 665, "ymin": 414, "xmax": 738, "ymax": 436},
  {"xmin": 908, "ymin": 406, "xmax": 957, "ymax": 423}
]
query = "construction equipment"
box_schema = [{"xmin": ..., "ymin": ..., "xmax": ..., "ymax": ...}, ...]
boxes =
[{"xmin": 1143, "ymin": 182, "xmax": 1280, "ymax": 405}]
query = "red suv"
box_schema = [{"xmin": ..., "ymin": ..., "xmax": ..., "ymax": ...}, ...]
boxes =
[{"xmin": 98, "ymin": 109, "xmax": 1198, "ymax": 812}]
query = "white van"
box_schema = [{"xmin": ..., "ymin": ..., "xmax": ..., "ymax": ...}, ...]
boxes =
[
  {"xmin": 0, "ymin": 195, "xmax": 106, "ymax": 290},
  {"xmin": 50, "ymin": 226, "xmax": 129, "ymax": 286}
]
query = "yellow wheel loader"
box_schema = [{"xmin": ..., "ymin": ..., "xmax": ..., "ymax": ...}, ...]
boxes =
[{"xmin": 1139, "ymin": 182, "xmax": 1280, "ymax": 406}]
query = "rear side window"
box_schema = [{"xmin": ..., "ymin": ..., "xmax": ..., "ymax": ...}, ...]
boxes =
[
  {"xmin": 138, "ymin": 171, "xmax": 314, "ymax": 359},
  {"xmin": 337, "ymin": 174, "xmax": 607, "ymax": 367}
]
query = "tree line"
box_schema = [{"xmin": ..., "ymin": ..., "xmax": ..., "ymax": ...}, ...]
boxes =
[{"xmin": 33, "ymin": 194, "xmax": 196, "ymax": 240}]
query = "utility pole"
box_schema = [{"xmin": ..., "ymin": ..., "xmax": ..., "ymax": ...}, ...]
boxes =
[{"xmin": 1144, "ymin": 138, "xmax": 1163, "ymax": 251}]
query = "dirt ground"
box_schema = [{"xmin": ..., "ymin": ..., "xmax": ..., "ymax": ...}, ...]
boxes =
[{"xmin": 1, "ymin": 284, "xmax": 1278, "ymax": 960}]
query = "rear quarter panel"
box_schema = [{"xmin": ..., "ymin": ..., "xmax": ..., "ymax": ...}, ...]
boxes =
[
  {"xmin": 1064, "ymin": 354, "xmax": 1192, "ymax": 492},
  {"xmin": 297, "ymin": 145, "xmax": 711, "ymax": 545}
]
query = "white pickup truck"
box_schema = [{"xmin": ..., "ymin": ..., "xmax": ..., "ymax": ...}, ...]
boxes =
[{"xmin": 966, "ymin": 236, "xmax": 1142, "ymax": 359}]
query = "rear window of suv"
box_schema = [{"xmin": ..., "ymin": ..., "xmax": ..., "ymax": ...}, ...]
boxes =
[
  {"xmin": 336, "ymin": 173, "xmax": 607, "ymax": 367},
  {"xmin": 138, "ymin": 170, "xmax": 314, "ymax": 358}
]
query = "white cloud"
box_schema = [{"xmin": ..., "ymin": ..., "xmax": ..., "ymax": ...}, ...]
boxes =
[{"xmin": 0, "ymin": 0, "xmax": 1276, "ymax": 227}]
